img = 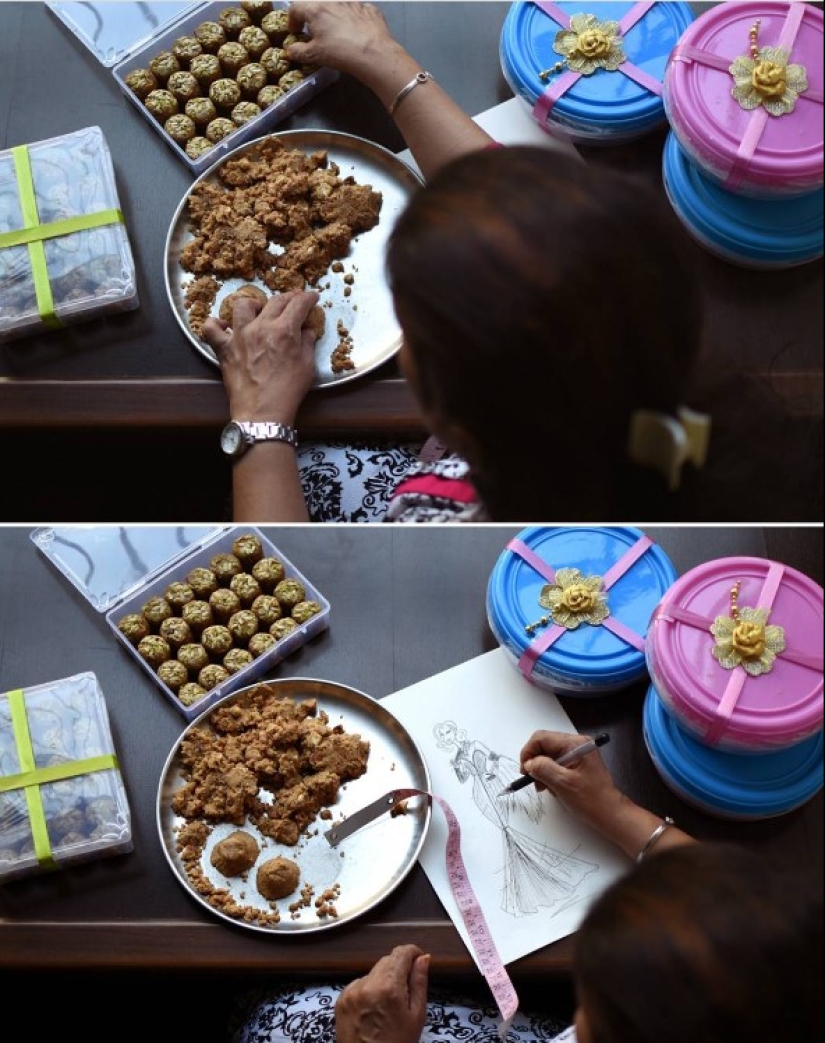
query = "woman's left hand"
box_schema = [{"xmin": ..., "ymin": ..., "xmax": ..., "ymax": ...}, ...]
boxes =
[{"xmin": 335, "ymin": 945, "xmax": 430, "ymax": 1043}]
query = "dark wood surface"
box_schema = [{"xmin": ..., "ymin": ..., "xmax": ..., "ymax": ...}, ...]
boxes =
[
  {"xmin": 2, "ymin": 524, "xmax": 822, "ymax": 979},
  {"xmin": 0, "ymin": 2, "xmax": 822, "ymax": 520}
]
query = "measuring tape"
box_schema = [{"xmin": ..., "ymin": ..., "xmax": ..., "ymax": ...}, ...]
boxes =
[{"xmin": 326, "ymin": 787, "xmax": 520, "ymax": 1038}]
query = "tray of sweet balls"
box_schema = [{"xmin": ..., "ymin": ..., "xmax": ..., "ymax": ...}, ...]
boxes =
[
  {"xmin": 115, "ymin": 1, "xmax": 339, "ymax": 173},
  {"xmin": 109, "ymin": 528, "xmax": 330, "ymax": 720},
  {"xmin": 48, "ymin": 1, "xmax": 339, "ymax": 175}
]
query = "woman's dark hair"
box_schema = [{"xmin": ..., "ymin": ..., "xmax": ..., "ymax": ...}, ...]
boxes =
[
  {"xmin": 573, "ymin": 843, "xmax": 823, "ymax": 1043},
  {"xmin": 386, "ymin": 147, "xmax": 821, "ymax": 521}
]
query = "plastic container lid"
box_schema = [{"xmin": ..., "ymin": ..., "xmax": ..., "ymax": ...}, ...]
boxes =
[
  {"xmin": 487, "ymin": 525, "xmax": 678, "ymax": 693},
  {"xmin": 48, "ymin": 2, "xmax": 196, "ymax": 67},
  {"xmin": 500, "ymin": 0, "xmax": 695, "ymax": 141},
  {"xmin": 30, "ymin": 525, "xmax": 217, "ymax": 611},
  {"xmin": 663, "ymin": 1, "xmax": 824, "ymax": 196},
  {"xmin": 646, "ymin": 556, "xmax": 824, "ymax": 751},
  {"xmin": 663, "ymin": 131, "xmax": 824, "ymax": 269},
  {"xmin": 644, "ymin": 685, "xmax": 824, "ymax": 820}
]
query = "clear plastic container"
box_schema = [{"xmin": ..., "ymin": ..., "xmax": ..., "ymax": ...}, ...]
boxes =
[
  {"xmin": 0, "ymin": 125, "xmax": 139, "ymax": 342},
  {"xmin": 47, "ymin": 2, "xmax": 339, "ymax": 175},
  {"xmin": 30, "ymin": 526, "xmax": 331, "ymax": 721},
  {"xmin": 0, "ymin": 671, "xmax": 133, "ymax": 882}
]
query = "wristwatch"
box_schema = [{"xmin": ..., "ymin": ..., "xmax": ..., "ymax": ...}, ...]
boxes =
[{"xmin": 220, "ymin": 420, "xmax": 298, "ymax": 458}]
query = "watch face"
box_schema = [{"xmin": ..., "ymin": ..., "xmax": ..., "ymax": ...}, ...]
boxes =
[{"xmin": 220, "ymin": 422, "xmax": 245, "ymax": 457}]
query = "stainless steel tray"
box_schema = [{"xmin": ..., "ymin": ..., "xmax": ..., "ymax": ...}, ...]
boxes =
[
  {"xmin": 157, "ymin": 677, "xmax": 431, "ymax": 934},
  {"xmin": 164, "ymin": 130, "xmax": 423, "ymax": 388}
]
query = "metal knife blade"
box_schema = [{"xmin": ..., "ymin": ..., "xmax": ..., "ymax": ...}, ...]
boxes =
[{"xmin": 323, "ymin": 788, "xmax": 426, "ymax": 847}]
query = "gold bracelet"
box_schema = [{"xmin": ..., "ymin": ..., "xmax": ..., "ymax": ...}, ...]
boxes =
[
  {"xmin": 636, "ymin": 816, "xmax": 675, "ymax": 864},
  {"xmin": 388, "ymin": 71, "xmax": 434, "ymax": 115}
]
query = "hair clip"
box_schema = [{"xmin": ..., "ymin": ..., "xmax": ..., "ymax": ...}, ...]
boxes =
[{"xmin": 627, "ymin": 406, "xmax": 711, "ymax": 491}]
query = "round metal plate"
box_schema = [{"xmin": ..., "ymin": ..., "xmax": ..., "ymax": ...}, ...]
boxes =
[
  {"xmin": 164, "ymin": 130, "xmax": 423, "ymax": 388},
  {"xmin": 156, "ymin": 677, "xmax": 431, "ymax": 934}
]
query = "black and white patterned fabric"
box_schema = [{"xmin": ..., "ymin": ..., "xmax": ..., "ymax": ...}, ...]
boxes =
[
  {"xmin": 231, "ymin": 983, "xmax": 572, "ymax": 1042},
  {"xmin": 297, "ymin": 441, "xmax": 423, "ymax": 523}
]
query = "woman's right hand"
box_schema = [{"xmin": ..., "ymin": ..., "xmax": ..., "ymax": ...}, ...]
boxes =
[
  {"xmin": 287, "ymin": 2, "xmax": 404, "ymax": 86},
  {"xmin": 519, "ymin": 730, "xmax": 625, "ymax": 835},
  {"xmin": 520, "ymin": 730, "xmax": 695, "ymax": 861}
]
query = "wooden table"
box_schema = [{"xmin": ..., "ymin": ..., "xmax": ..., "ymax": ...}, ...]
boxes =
[
  {"xmin": 2, "ymin": 524, "xmax": 821, "ymax": 981},
  {"xmin": 0, "ymin": 2, "xmax": 822, "ymax": 520}
]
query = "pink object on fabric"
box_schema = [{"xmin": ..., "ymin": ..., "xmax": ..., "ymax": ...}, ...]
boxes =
[
  {"xmin": 663, "ymin": 1, "xmax": 824, "ymax": 197},
  {"xmin": 391, "ymin": 472, "xmax": 478, "ymax": 505},
  {"xmin": 646, "ymin": 556, "xmax": 824, "ymax": 751}
]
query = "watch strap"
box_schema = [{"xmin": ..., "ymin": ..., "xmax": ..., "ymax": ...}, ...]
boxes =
[{"xmin": 237, "ymin": 420, "xmax": 298, "ymax": 449}]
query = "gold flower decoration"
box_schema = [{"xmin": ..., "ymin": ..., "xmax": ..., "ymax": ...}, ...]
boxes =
[
  {"xmin": 710, "ymin": 606, "xmax": 786, "ymax": 676},
  {"xmin": 729, "ymin": 47, "xmax": 808, "ymax": 117},
  {"xmin": 538, "ymin": 567, "xmax": 609, "ymax": 630},
  {"xmin": 553, "ymin": 13, "xmax": 625, "ymax": 76}
]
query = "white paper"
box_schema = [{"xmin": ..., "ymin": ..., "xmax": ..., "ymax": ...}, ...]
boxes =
[
  {"xmin": 383, "ymin": 649, "xmax": 629, "ymax": 970},
  {"xmin": 395, "ymin": 96, "xmax": 583, "ymax": 178}
]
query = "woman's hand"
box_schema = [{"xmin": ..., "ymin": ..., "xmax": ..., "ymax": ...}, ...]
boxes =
[
  {"xmin": 519, "ymin": 730, "xmax": 625, "ymax": 835},
  {"xmin": 335, "ymin": 945, "xmax": 430, "ymax": 1043},
  {"xmin": 520, "ymin": 730, "xmax": 696, "ymax": 861},
  {"xmin": 202, "ymin": 289, "xmax": 319, "ymax": 425},
  {"xmin": 287, "ymin": 2, "xmax": 404, "ymax": 86}
]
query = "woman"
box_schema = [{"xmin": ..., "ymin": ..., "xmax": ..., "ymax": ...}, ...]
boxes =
[
  {"xmin": 232, "ymin": 728, "xmax": 822, "ymax": 1042},
  {"xmin": 204, "ymin": 3, "xmax": 822, "ymax": 523}
]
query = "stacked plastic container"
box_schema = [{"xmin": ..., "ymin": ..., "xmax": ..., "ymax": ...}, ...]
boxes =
[
  {"xmin": 486, "ymin": 526, "xmax": 677, "ymax": 694},
  {"xmin": 499, "ymin": 0, "xmax": 695, "ymax": 144},
  {"xmin": 661, "ymin": 1, "xmax": 824, "ymax": 268},
  {"xmin": 644, "ymin": 556, "xmax": 824, "ymax": 819}
]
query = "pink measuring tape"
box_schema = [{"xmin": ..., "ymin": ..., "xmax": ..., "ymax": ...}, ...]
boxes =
[{"xmin": 326, "ymin": 787, "xmax": 520, "ymax": 1038}]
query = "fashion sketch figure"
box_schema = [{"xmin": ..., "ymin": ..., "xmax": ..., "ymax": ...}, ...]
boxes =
[{"xmin": 434, "ymin": 720, "xmax": 598, "ymax": 917}]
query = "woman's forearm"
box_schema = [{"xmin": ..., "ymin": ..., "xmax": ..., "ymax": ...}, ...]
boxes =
[
  {"xmin": 359, "ymin": 41, "xmax": 494, "ymax": 179},
  {"xmin": 231, "ymin": 443, "xmax": 310, "ymax": 522},
  {"xmin": 589, "ymin": 790, "xmax": 696, "ymax": 862}
]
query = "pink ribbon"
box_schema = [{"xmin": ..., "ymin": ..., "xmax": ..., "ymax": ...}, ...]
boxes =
[
  {"xmin": 669, "ymin": 2, "xmax": 823, "ymax": 191},
  {"xmin": 655, "ymin": 562, "xmax": 824, "ymax": 745},
  {"xmin": 531, "ymin": 1, "xmax": 664, "ymax": 126},
  {"xmin": 509, "ymin": 534, "xmax": 654, "ymax": 679}
]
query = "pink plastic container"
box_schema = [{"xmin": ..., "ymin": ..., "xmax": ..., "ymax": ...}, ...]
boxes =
[
  {"xmin": 646, "ymin": 556, "xmax": 823, "ymax": 752},
  {"xmin": 663, "ymin": 1, "xmax": 824, "ymax": 197}
]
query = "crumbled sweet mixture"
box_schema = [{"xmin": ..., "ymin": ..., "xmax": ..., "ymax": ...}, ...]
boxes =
[
  {"xmin": 182, "ymin": 274, "xmax": 220, "ymax": 337},
  {"xmin": 331, "ymin": 318, "xmax": 355, "ymax": 373},
  {"xmin": 315, "ymin": 882, "xmax": 341, "ymax": 918},
  {"xmin": 180, "ymin": 137, "xmax": 382, "ymax": 366},
  {"xmin": 171, "ymin": 684, "xmax": 370, "ymax": 925}
]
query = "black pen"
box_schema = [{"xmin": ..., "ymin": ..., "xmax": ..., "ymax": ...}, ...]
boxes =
[{"xmin": 497, "ymin": 732, "xmax": 610, "ymax": 797}]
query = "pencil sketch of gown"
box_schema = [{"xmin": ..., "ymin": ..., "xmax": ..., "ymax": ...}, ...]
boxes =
[{"xmin": 434, "ymin": 721, "xmax": 598, "ymax": 917}]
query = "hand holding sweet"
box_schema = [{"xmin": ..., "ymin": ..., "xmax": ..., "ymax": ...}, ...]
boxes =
[
  {"xmin": 202, "ymin": 289, "xmax": 319, "ymax": 425},
  {"xmin": 335, "ymin": 944, "xmax": 430, "ymax": 1043},
  {"xmin": 287, "ymin": 2, "xmax": 407, "ymax": 88}
]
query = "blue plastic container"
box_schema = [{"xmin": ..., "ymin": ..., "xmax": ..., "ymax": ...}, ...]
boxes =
[
  {"xmin": 663, "ymin": 132, "xmax": 824, "ymax": 269},
  {"xmin": 643, "ymin": 685, "xmax": 824, "ymax": 820},
  {"xmin": 500, "ymin": 0, "xmax": 695, "ymax": 144},
  {"xmin": 486, "ymin": 526, "xmax": 678, "ymax": 694}
]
